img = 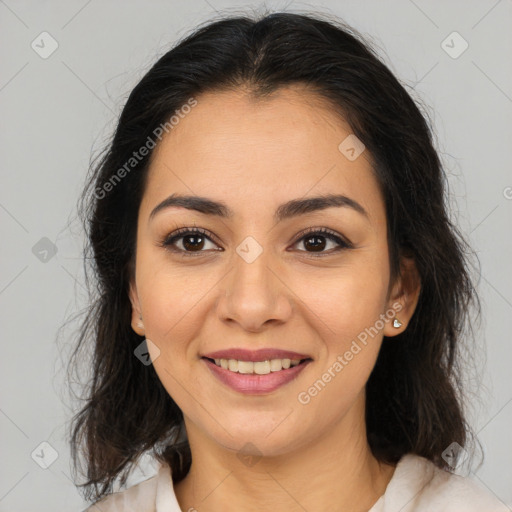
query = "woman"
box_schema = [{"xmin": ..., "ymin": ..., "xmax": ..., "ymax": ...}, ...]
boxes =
[{"xmin": 69, "ymin": 10, "xmax": 507, "ymax": 512}]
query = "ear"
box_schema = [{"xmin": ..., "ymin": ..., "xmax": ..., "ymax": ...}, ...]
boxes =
[
  {"xmin": 383, "ymin": 255, "xmax": 421, "ymax": 337},
  {"xmin": 128, "ymin": 277, "xmax": 145, "ymax": 336}
]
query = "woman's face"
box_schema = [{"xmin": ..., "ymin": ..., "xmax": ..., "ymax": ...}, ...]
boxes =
[{"xmin": 129, "ymin": 86, "xmax": 417, "ymax": 457}]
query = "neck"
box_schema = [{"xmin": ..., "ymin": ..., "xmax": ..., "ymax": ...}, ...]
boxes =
[{"xmin": 173, "ymin": 395, "xmax": 396, "ymax": 512}]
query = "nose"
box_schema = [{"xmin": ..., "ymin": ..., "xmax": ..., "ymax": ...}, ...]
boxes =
[{"xmin": 216, "ymin": 247, "xmax": 293, "ymax": 333}]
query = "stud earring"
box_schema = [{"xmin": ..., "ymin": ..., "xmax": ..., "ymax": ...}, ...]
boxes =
[{"xmin": 393, "ymin": 318, "xmax": 402, "ymax": 328}]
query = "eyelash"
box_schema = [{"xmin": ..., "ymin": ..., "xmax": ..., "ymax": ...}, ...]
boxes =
[{"xmin": 158, "ymin": 226, "xmax": 353, "ymax": 257}]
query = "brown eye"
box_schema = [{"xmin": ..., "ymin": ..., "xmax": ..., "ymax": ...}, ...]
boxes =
[
  {"xmin": 162, "ymin": 227, "xmax": 221, "ymax": 255},
  {"xmin": 159, "ymin": 226, "xmax": 352, "ymax": 257},
  {"xmin": 302, "ymin": 234, "xmax": 328, "ymax": 252},
  {"xmin": 292, "ymin": 228, "xmax": 352, "ymax": 255},
  {"xmin": 181, "ymin": 233, "xmax": 206, "ymax": 251}
]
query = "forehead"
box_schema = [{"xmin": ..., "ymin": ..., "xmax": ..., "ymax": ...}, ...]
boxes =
[{"xmin": 141, "ymin": 86, "xmax": 385, "ymax": 228}]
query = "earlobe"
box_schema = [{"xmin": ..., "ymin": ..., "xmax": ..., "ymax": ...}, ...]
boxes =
[
  {"xmin": 384, "ymin": 256, "xmax": 421, "ymax": 338},
  {"xmin": 128, "ymin": 279, "xmax": 145, "ymax": 336}
]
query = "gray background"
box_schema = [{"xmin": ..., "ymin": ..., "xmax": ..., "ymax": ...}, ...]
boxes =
[{"xmin": 1, "ymin": 0, "xmax": 511, "ymax": 510}]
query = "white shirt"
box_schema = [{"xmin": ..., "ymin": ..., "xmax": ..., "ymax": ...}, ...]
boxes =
[{"xmin": 83, "ymin": 453, "xmax": 508, "ymax": 511}]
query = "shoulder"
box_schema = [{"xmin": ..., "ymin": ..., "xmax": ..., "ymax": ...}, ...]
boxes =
[
  {"xmin": 377, "ymin": 453, "xmax": 508, "ymax": 512},
  {"xmin": 81, "ymin": 465, "xmax": 164, "ymax": 512}
]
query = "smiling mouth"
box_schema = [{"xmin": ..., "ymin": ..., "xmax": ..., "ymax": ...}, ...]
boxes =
[{"xmin": 202, "ymin": 357, "xmax": 312, "ymax": 375}]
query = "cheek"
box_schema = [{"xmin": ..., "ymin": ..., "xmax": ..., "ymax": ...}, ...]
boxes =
[
  {"xmin": 292, "ymin": 252, "xmax": 390, "ymax": 343},
  {"xmin": 136, "ymin": 262, "xmax": 207, "ymax": 410},
  {"xmin": 136, "ymin": 243, "xmax": 213, "ymax": 334},
  {"xmin": 139, "ymin": 280, "xmax": 204, "ymax": 360},
  {"xmin": 293, "ymin": 267, "xmax": 388, "ymax": 419}
]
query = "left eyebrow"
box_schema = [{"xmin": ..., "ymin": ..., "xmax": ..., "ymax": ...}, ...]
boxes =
[{"xmin": 148, "ymin": 193, "xmax": 369, "ymax": 224}]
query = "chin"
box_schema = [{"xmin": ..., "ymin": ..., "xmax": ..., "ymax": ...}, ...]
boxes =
[{"xmin": 205, "ymin": 421, "xmax": 305, "ymax": 459}]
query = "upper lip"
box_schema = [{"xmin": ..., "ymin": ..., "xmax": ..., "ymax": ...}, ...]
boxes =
[{"xmin": 202, "ymin": 348, "xmax": 312, "ymax": 362}]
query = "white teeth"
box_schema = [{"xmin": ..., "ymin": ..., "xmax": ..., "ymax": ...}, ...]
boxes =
[
  {"xmin": 254, "ymin": 360, "xmax": 270, "ymax": 374},
  {"xmin": 211, "ymin": 357, "xmax": 304, "ymax": 374},
  {"xmin": 238, "ymin": 360, "xmax": 254, "ymax": 374},
  {"xmin": 269, "ymin": 359, "xmax": 282, "ymax": 371}
]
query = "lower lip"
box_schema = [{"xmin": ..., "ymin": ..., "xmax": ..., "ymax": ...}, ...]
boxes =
[{"xmin": 202, "ymin": 358, "xmax": 312, "ymax": 395}]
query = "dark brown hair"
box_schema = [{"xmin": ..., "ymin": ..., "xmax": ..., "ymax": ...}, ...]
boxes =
[{"xmin": 66, "ymin": 9, "xmax": 482, "ymax": 504}]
